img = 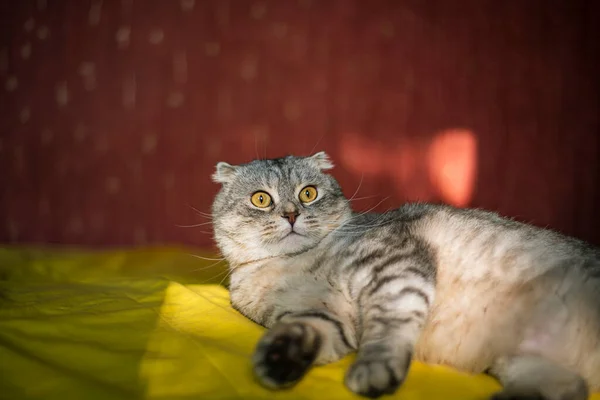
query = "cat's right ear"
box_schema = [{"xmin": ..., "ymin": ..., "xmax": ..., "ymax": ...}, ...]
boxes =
[{"xmin": 212, "ymin": 162, "xmax": 238, "ymax": 184}]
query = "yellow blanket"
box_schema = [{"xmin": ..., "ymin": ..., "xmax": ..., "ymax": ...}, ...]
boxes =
[{"xmin": 0, "ymin": 247, "xmax": 596, "ymax": 400}]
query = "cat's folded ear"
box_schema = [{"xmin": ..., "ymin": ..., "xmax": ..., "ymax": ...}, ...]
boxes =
[
  {"xmin": 309, "ymin": 151, "xmax": 334, "ymax": 171},
  {"xmin": 212, "ymin": 162, "xmax": 238, "ymax": 184}
]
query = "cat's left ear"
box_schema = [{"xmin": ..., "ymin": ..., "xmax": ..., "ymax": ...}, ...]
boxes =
[
  {"xmin": 309, "ymin": 151, "xmax": 334, "ymax": 171},
  {"xmin": 212, "ymin": 162, "xmax": 238, "ymax": 184}
]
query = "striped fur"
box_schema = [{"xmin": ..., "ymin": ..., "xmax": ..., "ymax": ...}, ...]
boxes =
[{"xmin": 212, "ymin": 152, "xmax": 600, "ymax": 399}]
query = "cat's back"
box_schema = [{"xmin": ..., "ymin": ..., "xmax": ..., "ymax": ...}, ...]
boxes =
[{"xmin": 398, "ymin": 203, "xmax": 600, "ymax": 385}]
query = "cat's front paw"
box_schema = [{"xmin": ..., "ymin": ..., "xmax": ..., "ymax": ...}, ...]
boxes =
[
  {"xmin": 252, "ymin": 322, "xmax": 321, "ymax": 389},
  {"xmin": 344, "ymin": 357, "xmax": 407, "ymax": 398}
]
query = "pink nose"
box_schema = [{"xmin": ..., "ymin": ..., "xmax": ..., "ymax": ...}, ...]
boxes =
[{"xmin": 282, "ymin": 211, "xmax": 299, "ymax": 226}]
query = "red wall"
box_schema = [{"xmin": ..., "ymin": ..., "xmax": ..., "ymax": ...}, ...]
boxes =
[{"xmin": 1, "ymin": 0, "xmax": 599, "ymax": 248}]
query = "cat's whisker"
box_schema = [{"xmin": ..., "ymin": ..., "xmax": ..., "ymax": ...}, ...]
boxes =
[
  {"xmin": 187, "ymin": 253, "xmax": 226, "ymax": 262},
  {"xmin": 348, "ymin": 173, "xmax": 364, "ymax": 202},
  {"xmin": 176, "ymin": 221, "xmax": 214, "ymax": 228},
  {"xmin": 189, "ymin": 259, "xmax": 227, "ymax": 272},
  {"xmin": 349, "ymin": 195, "xmax": 382, "ymax": 202},
  {"xmin": 308, "ymin": 132, "xmax": 326, "ymax": 156},
  {"xmin": 188, "ymin": 205, "xmax": 213, "ymax": 220},
  {"xmin": 217, "ymin": 268, "xmax": 235, "ymax": 287},
  {"xmin": 197, "ymin": 268, "xmax": 230, "ymax": 285},
  {"xmin": 353, "ymin": 197, "xmax": 391, "ymax": 216}
]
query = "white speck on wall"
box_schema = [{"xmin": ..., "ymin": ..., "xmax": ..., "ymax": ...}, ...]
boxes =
[
  {"xmin": 121, "ymin": 0, "xmax": 133, "ymax": 11},
  {"xmin": 89, "ymin": 1, "xmax": 103, "ymax": 26},
  {"xmin": 20, "ymin": 42, "xmax": 32, "ymax": 59},
  {"xmin": 122, "ymin": 74, "xmax": 137, "ymax": 108},
  {"xmin": 20, "ymin": 107, "xmax": 31, "ymax": 123},
  {"xmin": 380, "ymin": 21, "xmax": 395, "ymax": 38},
  {"xmin": 116, "ymin": 26, "xmax": 131, "ymax": 49},
  {"xmin": 181, "ymin": 0, "xmax": 195, "ymax": 12},
  {"xmin": 206, "ymin": 139, "xmax": 222, "ymax": 157},
  {"xmin": 55, "ymin": 81, "xmax": 69, "ymax": 106},
  {"xmin": 56, "ymin": 159, "xmax": 68, "ymax": 176},
  {"xmin": 141, "ymin": 133, "xmax": 158, "ymax": 154},
  {"xmin": 240, "ymin": 56, "xmax": 258, "ymax": 81},
  {"xmin": 216, "ymin": 2, "xmax": 230, "ymax": 27},
  {"xmin": 5, "ymin": 76, "xmax": 18, "ymax": 92},
  {"xmin": 24, "ymin": 18, "xmax": 35, "ymax": 32},
  {"xmin": 67, "ymin": 217, "xmax": 84, "ymax": 235},
  {"xmin": 74, "ymin": 124, "xmax": 88, "ymax": 142},
  {"xmin": 173, "ymin": 51, "xmax": 188, "ymax": 84},
  {"xmin": 130, "ymin": 160, "xmax": 143, "ymax": 181},
  {"xmin": 7, "ymin": 219, "xmax": 19, "ymax": 242},
  {"xmin": 272, "ymin": 23, "xmax": 288, "ymax": 39},
  {"xmin": 162, "ymin": 172, "xmax": 175, "ymax": 189},
  {"xmin": 13, "ymin": 146, "xmax": 24, "ymax": 174},
  {"xmin": 90, "ymin": 212, "xmax": 105, "ymax": 230},
  {"xmin": 106, "ymin": 177, "xmax": 121, "ymax": 194},
  {"xmin": 134, "ymin": 227, "xmax": 147, "ymax": 244},
  {"xmin": 250, "ymin": 2, "xmax": 267, "ymax": 19},
  {"xmin": 95, "ymin": 135, "xmax": 109, "ymax": 152},
  {"xmin": 36, "ymin": 26, "xmax": 49, "ymax": 40},
  {"xmin": 78, "ymin": 61, "xmax": 95, "ymax": 76},
  {"xmin": 41, "ymin": 128, "xmax": 53, "ymax": 145},
  {"xmin": 78, "ymin": 62, "xmax": 97, "ymax": 91},
  {"xmin": 38, "ymin": 197, "xmax": 50, "ymax": 216},
  {"xmin": 217, "ymin": 87, "xmax": 232, "ymax": 119},
  {"xmin": 148, "ymin": 29, "xmax": 164, "ymax": 44},
  {"xmin": 166, "ymin": 91, "xmax": 185, "ymax": 108},
  {"xmin": 283, "ymin": 101, "xmax": 301, "ymax": 121},
  {"xmin": 204, "ymin": 42, "xmax": 220, "ymax": 57}
]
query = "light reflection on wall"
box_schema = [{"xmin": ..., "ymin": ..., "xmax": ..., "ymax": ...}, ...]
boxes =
[{"xmin": 339, "ymin": 129, "xmax": 477, "ymax": 207}]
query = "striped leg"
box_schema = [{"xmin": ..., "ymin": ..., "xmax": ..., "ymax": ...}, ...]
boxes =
[
  {"xmin": 252, "ymin": 310, "xmax": 357, "ymax": 389},
  {"xmin": 345, "ymin": 260, "xmax": 435, "ymax": 398}
]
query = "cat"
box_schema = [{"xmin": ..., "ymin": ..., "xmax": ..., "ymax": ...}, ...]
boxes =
[{"xmin": 211, "ymin": 151, "xmax": 600, "ymax": 400}]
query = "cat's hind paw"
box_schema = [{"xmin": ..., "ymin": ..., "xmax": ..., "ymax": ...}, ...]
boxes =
[
  {"xmin": 252, "ymin": 322, "xmax": 321, "ymax": 389},
  {"xmin": 344, "ymin": 358, "xmax": 407, "ymax": 398}
]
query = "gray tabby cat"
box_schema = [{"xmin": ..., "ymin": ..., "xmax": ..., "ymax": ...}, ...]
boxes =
[{"xmin": 211, "ymin": 152, "xmax": 600, "ymax": 399}]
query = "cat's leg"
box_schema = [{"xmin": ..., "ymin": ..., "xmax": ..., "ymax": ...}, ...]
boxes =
[
  {"xmin": 486, "ymin": 355, "xmax": 589, "ymax": 400},
  {"xmin": 252, "ymin": 309, "xmax": 357, "ymax": 389},
  {"xmin": 345, "ymin": 261, "xmax": 435, "ymax": 398}
]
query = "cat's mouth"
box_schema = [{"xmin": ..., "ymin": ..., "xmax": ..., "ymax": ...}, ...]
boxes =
[
  {"xmin": 284, "ymin": 230, "xmax": 303, "ymax": 238},
  {"xmin": 281, "ymin": 229, "xmax": 306, "ymax": 241}
]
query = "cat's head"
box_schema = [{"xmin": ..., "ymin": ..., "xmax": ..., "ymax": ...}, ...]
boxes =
[{"xmin": 211, "ymin": 152, "xmax": 351, "ymax": 265}]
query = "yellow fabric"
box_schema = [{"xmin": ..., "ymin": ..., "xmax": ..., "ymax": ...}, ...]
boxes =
[{"xmin": 0, "ymin": 247, "xmax": 597, "ymax": 400}]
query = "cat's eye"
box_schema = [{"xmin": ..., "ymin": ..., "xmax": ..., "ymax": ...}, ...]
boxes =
[
  {"xmin": 250, "ymin": 191, "xmax": 272, "ymax": 208},
  {"xmin": 298, "ymin": 186, "xmax": 318, "ymax": 203}
]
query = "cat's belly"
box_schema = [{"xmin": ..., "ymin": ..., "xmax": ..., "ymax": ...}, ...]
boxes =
[
  {"xmin": 414, "ymin": 273, "xmax": 600, "ymax": 389},
  {"xmin": 414, "ymin": 278, "xmax": 542, "ymax": 373}
]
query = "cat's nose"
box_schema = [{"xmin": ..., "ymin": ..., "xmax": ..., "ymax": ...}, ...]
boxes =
[{"xmin": 282, "ymin": 211, "xmax": 299, "ymax": 226}]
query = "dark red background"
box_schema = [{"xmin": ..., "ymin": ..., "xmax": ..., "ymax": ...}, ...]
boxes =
[{"xmin": 1, "ymin": 0, "xmax": 599, "ymax": 249}]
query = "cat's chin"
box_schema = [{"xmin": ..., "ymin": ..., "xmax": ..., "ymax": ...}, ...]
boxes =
[{"xmin": 274, "ymin": 232, "xmax": 314, "ymax": 252}]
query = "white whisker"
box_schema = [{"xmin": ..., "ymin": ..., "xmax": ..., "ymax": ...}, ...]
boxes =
[
  {"xmin": 190, "ymin": 259, "xmax": 227, "ymax": 272},
  {"xmin": 187, "ymin": 204, "xmax": 213, "ymax": 219},
  {"xmin": 348, "ymin": 173, "xmax": 364, "ymax": 202},
  {"xmin": 349, "ymin": 194, "xmax": 381, "ymax": 202},
  {"xmin": 187, "ymin": 253, "xmax": 226, "ymax": 261},
  {"xmin": 308, "ymin": 132, "xmax": 326, "ymax": 156},
  {"xmin": 176, "ymin": 221, "xmax": 214, "ymax": 228}
]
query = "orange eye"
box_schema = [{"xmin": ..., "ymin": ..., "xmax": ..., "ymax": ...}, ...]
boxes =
[
  {"xmin": 298, "ymin": 186, "xmax": 318, "ymax": 203},
  {"xmin": 250, "ymin": 191, "xmax": 272, "ymax": 208}
]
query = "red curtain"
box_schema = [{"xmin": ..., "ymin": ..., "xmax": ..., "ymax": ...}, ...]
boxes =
[{"xmin": 1, "ymin": 0, "xmax": 599, "ymax": 248}]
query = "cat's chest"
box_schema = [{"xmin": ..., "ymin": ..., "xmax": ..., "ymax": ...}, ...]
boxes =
[{"xmin": 229, "ymin": 256, "xmax": 346, "ymax": 326}]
